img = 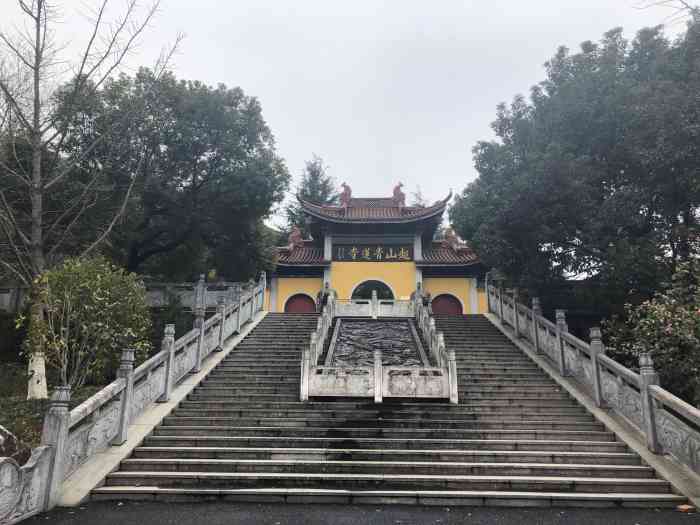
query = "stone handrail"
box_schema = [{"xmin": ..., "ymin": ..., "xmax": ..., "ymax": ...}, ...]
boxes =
[
  {"xmin": 300, "ymin": 291, "xmax": 336, "ymax": 401},
  {"xmin": 301, "ymin": 288, "xmax": 457, "ymax": 404},
  {"xmin": 334, "ymin": 293, "xmax": 413, "ymax": 319},
  {"xmin": 487, "ymin": 284, "xmax": 700, "ymax": 477},
  {"xmin": 0, "ymin": 280, "xmax": 252, "ymax": 313},
  {"xmin": 413, "ymin": 289, "xmax": 458, "ymax": 404},
  {"xmin": 0, "ymin": 273, "xmax": 267, "ymax": 525}
]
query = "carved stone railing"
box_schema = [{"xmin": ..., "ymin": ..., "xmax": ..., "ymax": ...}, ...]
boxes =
[
  {"xmin": 334, "ymin": 292, "xmax": 413, "ymax": 319},
  {"xmin": 487, "ymin": 284, "xmax": 700, "ymax": 477},
  {"xmin": 0, "ymin": 280, "xmax": 253, "ymax": 313},
  {"xmin": 0, "ymin": 273, "xmax": 267, "ymax": 524},
  {"xmin": 301, "ymin": 288, "xmax": 457, "ymax": 404}
]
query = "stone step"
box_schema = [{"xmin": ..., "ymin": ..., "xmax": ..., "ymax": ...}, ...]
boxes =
[
  {"xmin": 102, "ymin": 471, "xmax": 672, "ymax": 493},
  {"xmin": 131, "ymin": 447, "xmax": 642, "ymax": 465},
  {"xmin": 208, "ymin": 369, "xmax": 300, "ymax": 376},
  {"xmin": 171, "ymin": 407, "xmax": 590, "ymax": 418},
  {"xmin": 152, "ymin": 426, "xmax": 616, "ymax": 441},
  {"xmin": 458, "ymin": 381, "xmax": 563, "ymax": 394},
  {"xmin": 118, "ymin": 458, "xmax": 654, "ymax": 479},
  {"xmin": 143, "ymin": 435, "xmax": 629, "ymax": 453},
  {"xmin": 90, "ymin": 312, "xmax": 687, "ymax": 508},
  {"xmin": 90, "ymin": 486, "xmax": 686, "ymax": 508},
  {"xmin": 161, "ymin": 417, "xmax": 601, "ymax": 431}
]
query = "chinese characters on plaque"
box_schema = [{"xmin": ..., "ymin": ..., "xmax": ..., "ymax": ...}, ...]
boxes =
[{"xmin": 333, "ymin": 245, "xmax": 413, "ymax": 262}]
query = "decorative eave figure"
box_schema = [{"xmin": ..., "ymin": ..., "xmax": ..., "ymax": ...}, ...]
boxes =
[
  {"xmin": 393, "ymin": 182, "xmax": 405, "ymax": 207},
  {"xmin": 340, "ymin": 182, "xmax": 352, "ymax": 207}
]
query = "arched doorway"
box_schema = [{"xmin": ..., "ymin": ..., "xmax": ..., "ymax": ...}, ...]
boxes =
[
  {"xmin": 431, "ymin": 294, "xmax": 463, "ymax": 315},
  {"xmin": 351, "ymin": 280, "xmax": 394, "ymax": 300},
  {"xmin": 284, "ymin": 294, "xmax": 317, "ymax": 313}
]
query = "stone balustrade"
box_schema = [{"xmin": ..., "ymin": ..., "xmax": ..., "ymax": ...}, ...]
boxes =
[
  {"xmin": 487, "ymin": 284, "xmax": 700, "ymax": 477},
  {"xmin": 0, "ymin": 273, "xmax": 267, "ymax": 525},
  {"xmin": 0, "ymin": 281, "xmax": 251, "ymax": 314},
  {"xmin": 301, "ymin": 287, "xmax": 457, "ymax": 404}
]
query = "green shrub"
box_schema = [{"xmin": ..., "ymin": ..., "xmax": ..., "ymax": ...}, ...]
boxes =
[
  {"xmin": 605, "ymin": 261, "xmax": 700, "ymax": 407},
  {"xmin": 22, "ymin": 257, "xmax": 152, "ymax": 388}
]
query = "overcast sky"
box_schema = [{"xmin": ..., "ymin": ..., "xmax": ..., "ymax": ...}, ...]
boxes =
[{"xmin": 4, "ymin": 1, "xmax": 688, "ymax": 226}]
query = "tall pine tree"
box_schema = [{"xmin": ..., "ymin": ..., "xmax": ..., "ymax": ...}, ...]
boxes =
[{"xmin": 285, "ymin": 155, "xmax": 338, "ymax": 237}]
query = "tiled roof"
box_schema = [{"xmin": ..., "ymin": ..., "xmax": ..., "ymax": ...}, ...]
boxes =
[
  {"xmin": 299, "ymin": 193, "xmax": 451, "ymax": 224},
  {"xmin": 420, "ymin": 242, "xmax": 479, "ymax": 265},
  {"xmin": 276, "ymin": 244, "xmax": 326, "ymax": 266}
]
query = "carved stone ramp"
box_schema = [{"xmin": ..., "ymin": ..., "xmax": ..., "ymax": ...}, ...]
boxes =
[{"xmin": 91, "ymin": 313, "xmax": 687, "ymax": 508}]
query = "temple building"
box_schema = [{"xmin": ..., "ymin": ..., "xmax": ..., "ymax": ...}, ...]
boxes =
[{"xmin": 268, "ymin": 183, "xmax": 489, "ymax": 314}]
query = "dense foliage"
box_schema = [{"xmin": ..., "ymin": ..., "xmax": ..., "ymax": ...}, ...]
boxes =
[
  {"xmin": 56, "ymin": 69, "xmax": 290, "ymax": 281},
  {"xmin": 22, "ymin": 257, "xmax": 151, "ymax": 388},
  {"xmin": 605, "ymin": 261, "xmax": 700, "ymax": 406},
  {"xmin": 450, "ymin": 21, "xmax": 700, "ymax": 309},
  {"xmin": 284, "ymin": 155, "xmax": 338, "ymax": 237}
]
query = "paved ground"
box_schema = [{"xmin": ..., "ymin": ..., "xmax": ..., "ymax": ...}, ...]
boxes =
[{"xmin": 25, "ymin": 502, "xmax": 699, "ymax": 525}]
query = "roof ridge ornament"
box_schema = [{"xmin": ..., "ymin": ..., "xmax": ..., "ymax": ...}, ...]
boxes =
[
  {"xmin": 443, "ymin": 227, "xmax": 462, "ymax": 251},
  {"xmin": 340, "ymin": 182, "xmax": 352, "ymax": 208},
  {"xmin": 392, "ymin": 182, "xmax": 405, "ymax": 207},
  {"xmin": 288, "ymin": 226, "xmax": 305, "ymax": 251}
]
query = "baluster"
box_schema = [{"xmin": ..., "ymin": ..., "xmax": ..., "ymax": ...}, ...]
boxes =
[
  {"xmin": 214, "ymin": 296, "xmax": 226, "ymax": 352},
  {"xmin": 236, "ymin": 289, "xmax": 243, "ymax": 333},
  {"xmin": 513, "ymin": 288, "xmax": 520, "ymax": 337},
  {"xmin": 40, "ymin": 385, "xmax": 71, "ymax": 509},
  {"xmin": 193, "ymin": 275, "xmax": 206, "ymax": 372},
  {"xmin": 589, "ymin": 327, "xmax": 605, "ymax": 407},
  {"xmin": 498, "ymin": 286, "xmax": 505, "ymax": 322},
  {"xmin": 532, "ymin": 298, "xmax": 542, "ymax": 353},
  {"xmin": 159, "ymin": 324, "xmax": 176, "ymax": 402},
  {"xmin": 447, "ymin": 349, "xmax": 458, "ymax": 404},
  {"xmin": 374, "ymin": 349, "xmax": 383, "ymax": 403},
  {"xmin": 301, "ymin": 347, "xmax": 310, "ymax": 402},
  {"xmin": 555, "ymin": 309, "xmax": 568, "ymax": 376},
  {"xmin": 640, "ymin": 353, "xmax": 661, "ymax": 453},
  {"xmin": 112, "ymin": 348, "xmax": 135, "ymax": 445}
]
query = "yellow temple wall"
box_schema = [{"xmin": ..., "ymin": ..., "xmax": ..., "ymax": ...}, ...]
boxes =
[
  {"xmin": 422, "ymin": 277, "xmax": 487, "ymax": 314},
  {"xmin": 478, "ymin": 289, "xmax": 488, "ymax": 313},
  {"xmin": 330, "ymin": 262, "xmax": 416, "ymax": 300},
  {"xmin": 276, "ymin": 276, "xmax": 323, "ymax": 312}
]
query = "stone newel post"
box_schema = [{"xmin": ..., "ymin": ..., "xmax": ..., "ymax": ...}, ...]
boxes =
[
  {"xmin": 373, "ymin": 349, "xmax": 383, "ymax": 403},
  {"xmin": 371, "ymin": 290, "xmax": 379, "ymax": 319},
  {"xmin": 41, "ymin": 385, "xmax": 71, "ymax": 509},
  {"xmin": 112, "ymin": 348, "xmax": 135, "ymax": 446},
  {"xmin": 300, "ymin": 347, "xmax": 311, "ymax": 402},
  {"xmin": 159, "ymin": 324, "xmax": 176, "ymax": 403},
  {"xmin": 498, "ymin": 286, "xmax": 505, "ymax": 321},
  {"xmin": 512, "ymin": 288, "xmax": 520, "ymax": 337},
  {"xmin": 193, "ymin": 275, "xmax": 206, "ymax": 373},
  {"xmin": 531, "ymin": 297, "xmax": 542, "ymax": 353},
  {"xmin": 640, "ymin": 353, "xmax": 661, "ymax": 453},
  {"xmin": 215, "ymin": 296, "xmax": 226, "ymax": 352},
  {"xmin": 555, "ymin": 309, "xmax": 568, "ymax": 376},
  {"xmin": 236, "ymin": 289, "xmax": 244, "ymax": 334},
  {"xmin": 447, "ymin": 349, "xmax": 458, "ymax": 405},
  {"xmin": 589, "ymin": 327, "xmax": 605, "ymax": 407}
]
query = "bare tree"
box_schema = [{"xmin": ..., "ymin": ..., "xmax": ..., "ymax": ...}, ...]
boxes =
[
  {"xmin": 635, "ymin": 1, "xmax": 699, "ymax": 23},
  {"xmin": 0, "ymin": 0, "xmax": 180, "ymax": 398}
]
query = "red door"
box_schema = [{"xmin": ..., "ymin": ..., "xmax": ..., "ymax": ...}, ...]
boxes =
[
  {"xmin": 284, "ymin": 294, "xmax": 317, "ymax": 313},
  {"xmin": 431, "ymin": 294, "xmax": 463, "ymax": 315}
]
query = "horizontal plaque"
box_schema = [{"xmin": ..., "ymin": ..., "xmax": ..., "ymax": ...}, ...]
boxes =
[{"xmin": 333, "ymin": 245, "xmax": 413, "ymax": 262}]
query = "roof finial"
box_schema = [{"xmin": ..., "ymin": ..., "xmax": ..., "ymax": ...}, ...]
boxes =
[
  {"xmin": 444, "ymin": 227, "xmax": 461, "ymax": 250},
  {"xmin": 288, "ymin": 226, "xmax": 304, "ymax": 250},
  {"xmin": 392, "ymin": 182, "xmax": 405, "ymax": 207},
  {"xmin": 340, "ymin": 182, "xmax": 352, "ymax": 207}
]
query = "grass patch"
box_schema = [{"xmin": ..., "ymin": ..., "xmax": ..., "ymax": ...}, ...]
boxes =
[{"xmin": 0, "ymin": 363, "xmax": 103, "ymax": 457}]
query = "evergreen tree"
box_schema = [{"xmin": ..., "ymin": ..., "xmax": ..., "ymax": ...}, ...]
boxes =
[{"xmin": 285, "ymin": 155, "xmax": 338, "ymax": 237}]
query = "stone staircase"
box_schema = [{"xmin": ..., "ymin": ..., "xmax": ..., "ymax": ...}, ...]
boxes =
[{"xmin": 91, "ymin": 312, "xmax": 686, "ymax": 507}]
